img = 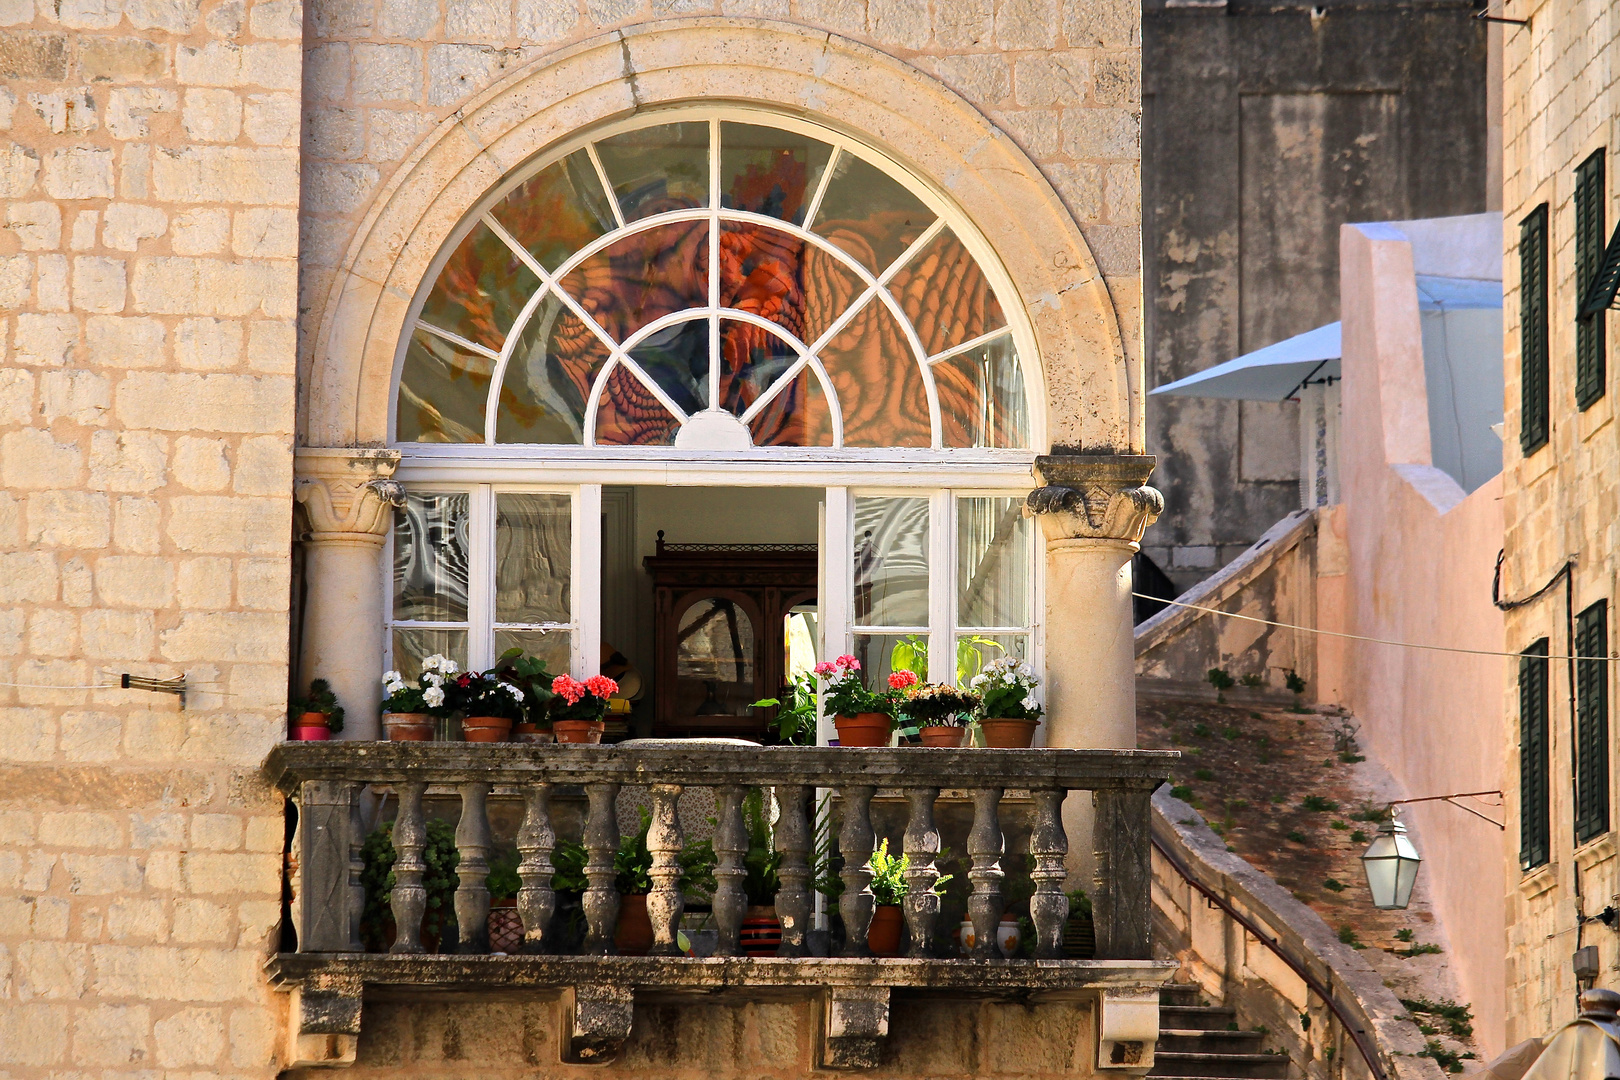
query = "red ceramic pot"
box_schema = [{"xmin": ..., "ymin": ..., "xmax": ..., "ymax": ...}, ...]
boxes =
[
  {"xmin": 461, "ymin": 715, "xmax": 514, "ymax": 743},
  {"xmin": 833, "ymin": 713, "xmax": 891, "ymax": 747},
  {"xmin": 553, "ymin": 719, "xmax": 605, "ymax": 745},
  {"xmin": 978, "ymin": 717, "xmax": 1040, "ymax": 748},
  {"xmin": 741, "ymin": 906, "xmax": 781, "ymax": 956},
  {"xmin": 383, "ymin": 712, "xmax": 435, "ymax": 741},
  {"xmin": 868, "ymin": 905, "xmax": 904, "ymax": 956},
  {"xmin": 292, "ymin": 725, "xmax": 331, "ymax": 741},
  {"xmin": 615, "ymin": 893, "xmax": 653, "ymax": 955},
  {"xmin": 918, "ymin": 725, "xmax": 967, "ymax": 747}
]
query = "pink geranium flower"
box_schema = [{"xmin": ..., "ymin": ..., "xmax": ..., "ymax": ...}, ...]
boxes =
[
  {"xmin": 888, "ymin": 670, "xmax": 919, "ymax": 691},
  {"xmin": 583, "ymin": 674, "xmax": 619, "ymax": 699},
  {"xmin": 551, "ymin": 674, "xmax": 585, "ymax": 705}
]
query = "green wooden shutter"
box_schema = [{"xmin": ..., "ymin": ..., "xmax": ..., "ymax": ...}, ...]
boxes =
[
  {"xmin": 1575, "ymin": 602, "xmax": 1610, "ymax": 844},
  {"xmin": 1521, "ymin": 205, "xmax": 1550, "ymax": 454},
  {"xmin": 1576, "ymin": 152, "xmax": 1607, "ymax": 410},
  {"xmin": 1520, "ymin": 639, "xmax": 1551, "ymax": 870}
]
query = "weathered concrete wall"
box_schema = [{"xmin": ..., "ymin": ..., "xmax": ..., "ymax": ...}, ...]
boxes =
[
  {"xmin": 1500, "ymin": 0, "xmax": 1620, "ymax": 1046},
  {"xmin": 1140, "ymin": 0, "xmax": 1491, "ymax": 592},
  {"xmin": 0, "ymin": 0, "xmax": 300, "ymax": 1072}
]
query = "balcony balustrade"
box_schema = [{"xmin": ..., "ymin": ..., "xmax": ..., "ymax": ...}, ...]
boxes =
[{"xmin": 263, "ymin": 740, "xmax": 1176, "ymax": 1069}]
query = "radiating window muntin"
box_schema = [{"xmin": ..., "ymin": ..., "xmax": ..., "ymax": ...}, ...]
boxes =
[{"xmin": 394, "ymin": 110, "xmax": 1035, "ymax": 452}]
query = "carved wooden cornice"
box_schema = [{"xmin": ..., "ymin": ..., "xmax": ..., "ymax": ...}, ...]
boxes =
[
  {"xmin": 1026, "ymin": 453, "xmax": 1163, "ymax": 544},
  {"xmin": 294, "ymin": 447, "xmax": 406, "ymax": 546}
]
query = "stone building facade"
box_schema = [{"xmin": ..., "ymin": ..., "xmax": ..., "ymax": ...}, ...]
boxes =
[
  {"xmin": 0, "ymin": 0, "xmax": 1167, "ymax": 1073},
  {"xmin": 1500, "ymin": 0, "xmax": 1620, "ymax": 1046},
  {"xmin": 1141, "ymin": 0, "xmax": 1493, "ymax": 592}
]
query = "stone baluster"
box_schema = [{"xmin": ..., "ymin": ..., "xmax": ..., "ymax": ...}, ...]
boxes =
[
  {"xmin": 389, "ymin": 781, "xmax": 428, "ymax": 954},
  {"xmin": 454, "ymin": 782, "xmax": 493, "ymax": 954},
  {"xmin": 581, "ymin": 782, "xmax": 621, "ymax": 955},
  {"xmin": 646, "ymin": 783, "xmax": 686, "ymax": 956},
  {"xmin": 837, "ymin": 785, "xmax": 876, "ymax": 957},
  {"xmin": 773, "ymin": 784, "xmax": 812, "ymax": 957},
  {"xmin": 1093, "ymin": 788, "xmax": 1152, "ymax": 960},
  {"xmin": 712, "ymin": 785, "xmax": 748, "ymax": 957},
  {"xmin": 902, "ymin": 787, "xmax": 941, "ymax": 958},
  {"xmin": 1029, "ymin": 788, "xmax": 1070, "ymax": 959},
  {"xmin": 966, "ymin": 787, "xmax": 1005, "ymax": 960},
  {"xmin": 516, "ymin": 783, "xmax": 556, "ymax": 954}
]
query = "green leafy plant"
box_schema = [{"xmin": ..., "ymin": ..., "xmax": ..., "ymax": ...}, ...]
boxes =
[
  {"xmin": 970, "ymin": 657, "xmax": 1043, "ymax": 721},
  {"xmin": 742, "ymin": 788, "xmax": 782, "ymax": 906},
  {"xmin": 359, "ymin": 819, "xmax": 460, "ymax": 951},
  {"xmin": 1239, "ymin": 673, "xmax": 1263, "ymax": 688},
  {"xmin": 382, "ymin": 654, "xmax": 458, "ymax": 715},
  {"xmin": 446, "ymin": 669, "xmax": 528, "ymax": 721},
  {"xmin": 893, "ymin": 633, "xmax": 1005, "ymax": 684},
  {"xmin": 1193, "ymin": 723, "xmax": 1212, "ymax": 738},
  {"xmin": 1286, "ymin": 830, "xmax": 1307, "ymax": 843},
  {"xmin": 546, "ymin": 674, "xmax": 620, "ymax": 724},
  {"xmin": 867, "ymin": 838, "xmax": 954, "ymax": 907},
  {"xmin": 487, "ymin": 846, "xmax": 521, "ymax": 901},
  {"xmin": 1330, "ymin": 819, "xmax": 1349, "ymax": 831},
  {"xmin": 1170, "ymin": 785, "xmax": 1194, "ymax": 801},
  {"xmin": 1221, "ymin": 726, "xmax": 1241, "ymax": 740},
  {"xmin": 551, "ymin": 839, "xmax": 588, "ymax": 893},
  {"xmin": 810, "ymin": 792, "xmax": 843, "ymax": 901},
  {"xmin": 753, "ymin": 669, "xmax": 818, "ymax": 745},
  {"xmin": 1206, "ymin": 668, "xmax": 1235, "ymax": 701},
  {"xmin": 816, "ymin": 655, "xmax": 907, "ymax": 722},
  {"xmin": 1395, "ymin": 928, "xmax": 1415, "ymax": 942},
  {"xmin": 1323, "ymin": 878, "xmax": 1346, "ymax": 892},
  {"xmin": 1301, "ymin": 795, "xmax": 1339, "ymax": 813},
  {"xmin": 1285, "ymin": 669, "xmax": 1307, "ymax": 695},
  {"xmin": 1401, "ymin": 998, "xmax": 1473, "ymax": 1039},
  {"xmin": 1337, "ymin": 924, "xmax": 1364, "ymax": 949},
  {"xmin": 290, "ymin": 678, "xmax": 345, "ymax": 733},
  {"xmin": 1193, "ymin": 768, "xmax": 1214, "ymax": 781},
  {"xmin": 488, "ymin": 648, "xmax": 556, "ymax": 726}
]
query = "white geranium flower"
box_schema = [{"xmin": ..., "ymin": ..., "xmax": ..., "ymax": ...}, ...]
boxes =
[
  {"xmin": 422, "ymin": 671, "xmax": 443, "ymax": 687},
  {"xmin": 503, "ymin": 682, "xmax": 524, "ymax": 701},
  {"xmin": 1021, "ymin": 695, "xmax": 1038, "ymax": 710},
  {"xmin": 423, "ymin": 685, "xmax": 445, "ymax": 708},
  {"xmin": 970, "ymin": 673, "xmax": 988, "ymax": 689},
  {"xmin": 382, "ymin": 670, "xmax": 405, "ymax": 692}
]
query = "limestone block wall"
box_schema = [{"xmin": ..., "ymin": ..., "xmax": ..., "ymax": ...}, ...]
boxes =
[
  {"xmin": 294, "ymin": 0, "xmax": 1146, "ymax": 445},
  {"xmin": 0, "ymin": 0, "xmax": 299, "ymax": 1072},
  {"xmin": 1500, "ymin": 0, "xmax": 1620, "ymax": 1046}
]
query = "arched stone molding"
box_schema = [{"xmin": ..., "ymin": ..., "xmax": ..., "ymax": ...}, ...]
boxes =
[{"xmin": 300, "ymin": 17, "xmax": 1141, "ymax": 455}]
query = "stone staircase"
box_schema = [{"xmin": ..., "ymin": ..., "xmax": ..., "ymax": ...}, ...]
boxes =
[{"xmin": 1152, "ymin": 984, "xmax": 1292, "ymax": 1080}]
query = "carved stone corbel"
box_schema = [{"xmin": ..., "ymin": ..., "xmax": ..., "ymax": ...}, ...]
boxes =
[
  {"xmin": 1096, "ymin": 987, "xmax": 1161, "ymax": 1072},
  {"xmin": 563, "ymin": 984, "xmax": 635, "ymax": 1065},
  {"xmin": 293, "ymin": 448, "xmax": 406, "ymax": 548},
  {"xmin": 1025, "ymin": 453, "xmax": 1163, "ymax": 545},
  {"xmin": 286, "ymin": 973, "xmax": 363, "ymax": 1067},
  {"xmin": 819, "ymin": 985, "xmax": 890, "ymax": 1070}
]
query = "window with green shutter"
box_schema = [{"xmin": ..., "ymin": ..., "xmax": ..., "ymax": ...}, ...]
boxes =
[
  {"xmin": 1521, "ymin": 205, "xmax": 1550, "ymax": 454},
  {"xmin": 1576, "ymin": 152, "xmax": 1607, "ymax": 410},
  {"xmin": 1576, "ymin": 602, "xmax": 1610, "ymax": 844},
  {"xmin": 1520, "ymin": 638, "xmax": 1551, "ymax": 870}
]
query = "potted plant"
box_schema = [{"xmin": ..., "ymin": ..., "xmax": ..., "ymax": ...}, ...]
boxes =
[
  {"xmin": 752, "ymin": 668, "xmax": 819, "ymax": 745},
  {"xmin": 358, "ymin": 817, "xmax": 460, "ymax": 952},
  {"xmin": 548, "ymin": 674, "xmax": 619, "ymax": 744},
  {"xmin": 289, "ymin": 678, "xmax": 344, "ymax": 741},
  {"xmin": 900, "ymin": 682, "xmax": 980, "ymax": 747},
  {"xmin": 866, "ymin": 838, "xmax": 952, "ymax": 956},
  {"xmin": 446, "ymin": 668, "xmax": 527, "ymax": 743},
  {"xmin": 970, "ymin": 658, "xmax": 1044, "ymax": 748},
  {"xmin": 740, "ymin": 788, "xmax": 784, "ymax": 955},
  {"xmin": 380, "ymin": 656, "xmax": 456, "ymax": 741},
  {"xmin": 1063, "ymin": 888, "xmax": 1095, "ymax": 959},
  {"xmin": 486, "ymin": 846, "xmax": 523, "ymax": 953},
  {"xmin": 613, "ymin": 809, "xmax": 656, "ymax": 955},
  {"xmin": 819, "ymin": 655, "xmax": 915, "ymax": 747},
  {"xmin": 490, "ymin": 648, "xmax": 556, "ymax": 743}
]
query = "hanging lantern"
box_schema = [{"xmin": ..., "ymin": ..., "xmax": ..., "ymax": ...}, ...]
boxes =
[{"xmin": 1360, "ymin": 811, "xmax": 1422, "ymax": 910}]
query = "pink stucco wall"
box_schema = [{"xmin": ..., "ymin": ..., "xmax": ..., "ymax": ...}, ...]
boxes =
[{"xmin": 1334, "ymin": 222, "xmax": 1507, "ymax": 1054}]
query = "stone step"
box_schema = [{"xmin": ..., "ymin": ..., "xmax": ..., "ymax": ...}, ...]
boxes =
[
  {"xmin": 1149, "ymin": 1053, "xmax": 1292, "ymax": 1079},
  {"xmin": 1160, "ymin": 984, "xmax": 1205, "ymax": 1007},
  {"xmin": 1158, "ymin": 1030, "xmax": 1267, "ymax": 1055},
  {"xmin": 1159, "ymin": 1004, "xmax": 1239, "ymax": 1032}
]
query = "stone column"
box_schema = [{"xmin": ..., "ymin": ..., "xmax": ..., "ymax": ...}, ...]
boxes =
[
  {"xmin": 1027, "ymin": 453, "xmax": 1162, "ymax": 885},
  {"xmin": 294, "ymin": 448, "xmax": 405, "ymax": 741}
]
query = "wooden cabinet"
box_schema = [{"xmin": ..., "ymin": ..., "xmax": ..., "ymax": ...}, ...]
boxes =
[{"xmin": 643, "ymin": 534, "xmax": 816, "ymax": 738}]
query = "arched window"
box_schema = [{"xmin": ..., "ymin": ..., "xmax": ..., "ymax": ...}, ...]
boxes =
[{"xmin": 394, "ymin": 112, "xmax": 1035, "ymax": 452}]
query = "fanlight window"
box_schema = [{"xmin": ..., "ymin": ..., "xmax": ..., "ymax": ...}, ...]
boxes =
[{"xmin": 396, "ymin": 116, "xmax": 1032, "ymax": 451}]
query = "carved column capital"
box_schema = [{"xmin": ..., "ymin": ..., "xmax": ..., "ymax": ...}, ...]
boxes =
[
  {"xmin": 294, "ymin": 447, "xmax": 405, "ymax": 547},
  {"xmin": 1026, "ymin": 453, "xmax": 1163, "ymax": 545}
]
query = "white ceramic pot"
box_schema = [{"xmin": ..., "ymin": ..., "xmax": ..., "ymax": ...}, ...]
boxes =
[
  {"xmin": 958, "ymin": 919, "xmax": 978, "ymax": 956},
  {"xmin": 996, "ymin": 916, "xmax": 1021, "ymax": 958}
]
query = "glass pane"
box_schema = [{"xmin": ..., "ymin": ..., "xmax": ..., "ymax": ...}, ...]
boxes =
[
  {"xmin": 853, "ymin": 496, "xmax": 929, "ymax": 627},
  {"xmin": 495, "ymin": 492, "xmax": 571, "ymax": 624},
  {"xmin": 719, "ymin": 221, "xmax": 866, "ymax": 349},
  {"xmin": 560, "ymin": 220, "xmax": 709, "ymax": 345},
  {"xmin": 496, "ymin": 297, "xmax": 611, "ymax": 444},
  {"xmin": 810, "ymin": 151, "xmax": 936, "ymax": 275},
  {"xmin": 594, "ymin": 121, "xmax": 710, "ymax": 222},
  {"xmin": 392, "ymin": 627, "xmax": 468, "ymax": 682},
  {"xmin": 957, "ymin": 496, "xmax": 1031, "ymax": 628},
  {"xmin": 956, "ymin": 633, "xmax": 1028, "ymax": 686},
  {"xmin": 493, "ymin": 629, "xmax": 571, "ymax": 680},
  {"xmin": 888, "ymin": 227, "xmax": 1006, "ymax": 357},
  {"xmin": 819, "ymin": 296, "xmax": 930, "ymax": 448},
  {"xmin": 594, "ymin": 363, "xmax": 680, "ymax": 446},
  {"xmin": 852, "ymin": 633, "xmax": 928, "ymax": 695},
  {"xmin": 746, "ymin": 367, "xmax": 834, "ymax": 448},
  {"xmin": 719, "ymin": 317, "xmax": 797, "ymax": 415},
  {"xmin": 628, "ymin": 317, "xmax": 709, "ymax": 415},
  {"xmin": 936, "ymin": 333, "xmax": 1030, "ymax": 449},
  {"xmin": 397, "ymin": 328, "xmax": 492, "ymax": 443},
  {"xmin": 488, "ymin": 150, "xmax": 616, "ymax": 272},
  {"xmin": 392, "ymin": 491, "xmax": 470, "ymax": 621},
  {"xmin": 418, "ymin": 220, "xmax": 541, "ymax": 350},
  {"xmin": 676, "ymin": 597, "xmax": 757, "ymax": 720},
  {"xmin": 720, "ymin": 122, "xmax": 833, "ymax": 224}
]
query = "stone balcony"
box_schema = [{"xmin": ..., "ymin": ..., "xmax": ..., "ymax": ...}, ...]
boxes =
[{"xmin": 263, "ymin": 742, "xmax": 1176, "ymax": 1070}]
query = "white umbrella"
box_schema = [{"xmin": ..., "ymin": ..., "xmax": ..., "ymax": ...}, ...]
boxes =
[
  {"xmin": 1149, "ymin": 322, "xmax": 1341, "ymax": 403},
  {"xmin": 1518, "ymin": 991, "xmax": 1620, "ymax": 1080}
]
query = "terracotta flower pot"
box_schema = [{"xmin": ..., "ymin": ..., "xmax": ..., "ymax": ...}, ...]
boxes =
[
  {"xmin": 833, "ymin": 713, "xmax": 891, "ymax": 747},
  {"xmin": 868, "ymin": 905, "xmax": 904, "ymax": 957},
  {"xmin": 740, "ymin": 905, "xmax": 781, "ymax": 956},
  {"xmin": 383, "ymin": 712, "xmax": 435, "ymax": 741},
  {"xmin": 917, "ymin": 725, "xmax": 967, "ymax": 747},
  {"xmin": 461, "ymin": 715, "xmax": 514, "ymax": 743},
  {"xmin": 615, "ymin": 893, "xmax": 653, "ymax": 955},
  {"xmin": 553, "ymin": 719, "xmax": 605, "ymax": 745},
  {"xmin": 292, "ymin": 724, "xmax": 331, "ymax": 741},
  {"xmin": 487, "ymin": 900, "xmax": 523, "ymax": 954},
  {"xmin": 978, "ymin": 717, "xmax": 1040, "ymax": 748},
  {"xmin": 512, "ymin": 722, "xmax": 553, "ymax": 745}
]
